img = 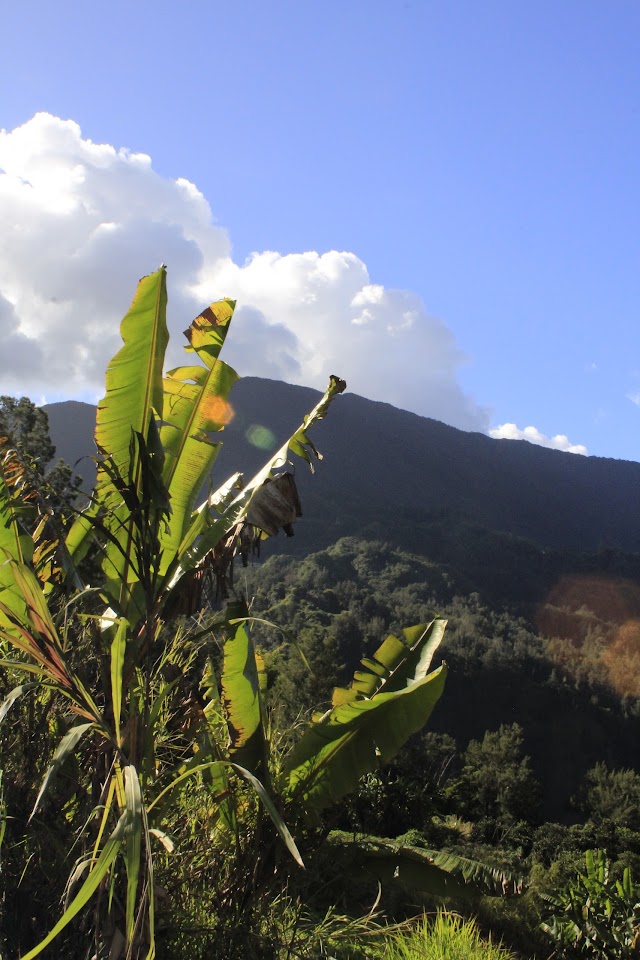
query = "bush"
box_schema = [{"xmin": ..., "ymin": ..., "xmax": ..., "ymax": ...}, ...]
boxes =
[{"xmin": 541, "ymin": 849, "xmax": 640, "ymax": 958}]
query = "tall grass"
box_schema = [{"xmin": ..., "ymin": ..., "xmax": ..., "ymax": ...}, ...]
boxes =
[{"xmin": 379, "ymin": 911, "xmax": 516, "ymax": 960}]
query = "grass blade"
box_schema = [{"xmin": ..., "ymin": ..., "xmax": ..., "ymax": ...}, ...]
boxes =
[
  {"xmin": 124, "ymin": 764, "xmax": 143, "ymax": 944},
  {"xmin": 30, "ymin": 722, "xmax": 95, "ymax": 821},
  {"xmin": 110, "ymin": 617, "xmax": 128, "ymax": 744},
  {"xmin": 20, "ymin": 812, "xmax": 126, "ymax": 960}
]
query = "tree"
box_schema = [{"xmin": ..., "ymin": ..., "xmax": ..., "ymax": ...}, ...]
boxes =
[
  {"xmin": 455, "ymin": 723, "xmax": 541, "ymax": 844},
  {"xmin": 0, "ymin": 396, "xmax": 56, "ymax": 467},
  {"xmin": 577, "ymin": 763, "xmax": 640, "ymax": 832},
  {"xmin": 0, "ymin": 395, "xmax": 81, "ymax": 520}
]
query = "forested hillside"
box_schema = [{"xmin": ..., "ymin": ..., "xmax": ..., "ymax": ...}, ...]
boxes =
[
  {"xmin": 239, "ymin": 536, "xmax": 640, "ymax": 955},
  {"xmin": 39, "ymin": 373, "xmax": 640, "ymax": 957},
  {"xmin": 244, "ymin": 537, "xmax": 640, "ymax": 817}
]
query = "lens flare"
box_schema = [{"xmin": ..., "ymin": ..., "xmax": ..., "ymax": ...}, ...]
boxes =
[
  {"xmin": 538, "ymin": 575, "xmax": 640, "ymax": 698},
  {"xmin": 201, "ymin": 396, "xmax": 234, "ymax": 426},
  {"xmin": 246, "ymin": 424, "xmax": 277, "ymax": 451},
  {"xmin": 602, "ymin": 620, "xmax": 640, "ymax": 697}
]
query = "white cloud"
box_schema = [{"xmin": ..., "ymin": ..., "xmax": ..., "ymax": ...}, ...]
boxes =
[
  {"xmin": 489, "ymin": 423, "xmax": 588, "ymax": 456},
  {"xmin": 0, "ymin": 113, "xmax": 488, "ymax": 431},
  {"xmin": 206, "ymin": 251, "xmax": 488, "ymax": 429},
  {"xmin": 627, "ymin": 392, "xmax": 640, "ymax": 406}
]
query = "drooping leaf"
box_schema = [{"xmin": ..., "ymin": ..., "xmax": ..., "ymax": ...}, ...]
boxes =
[
  {"xmin": 147, "ymin": 759, "xmax": 303, "ymax": 868},
  {"xmin": 170, "ymin": 375, "xmax": 346, "ymax": 585},
  {"xmin": 0, "ymin": 559, "xmax": 74, "ymax": 687},
  {"xmin": 0, "ymin": 683, "xmax": 40, "ymax": 725},
  {"xmin": 326, "ymin": 833, "xmax": 520, "ymax": 900},
  {"xmin": 229, "ymin": 761, "xmax": 304, "ymax": 869},
  {"xmin": 30, "ymin": 721, "xmax": 95, "ymax": 821},
  {"xmin": 149, "ymin": 827, "xmax": 175, "ymax": 853},
  {"xmin": 221, "ymin": 623, "xmax": 267, "ymax": 778},
  {"xmin": 0, "ymin": 559, "xmax": 103, "ymax": 723}
]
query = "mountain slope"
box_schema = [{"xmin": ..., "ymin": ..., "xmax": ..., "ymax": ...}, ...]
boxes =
[{"xmin": 44, "ymin": 377, "xmax": 640, "ymax": 556}]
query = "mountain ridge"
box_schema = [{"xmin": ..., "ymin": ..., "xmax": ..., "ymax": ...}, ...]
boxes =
[{"xmin": 44, "ymin": 377, "xmax": 640, "ymax": 556}]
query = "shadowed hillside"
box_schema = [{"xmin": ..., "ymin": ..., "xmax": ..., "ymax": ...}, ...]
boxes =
[{"xmin": 45, "ymin": 377, "xmax": 640, "ymax": 556}]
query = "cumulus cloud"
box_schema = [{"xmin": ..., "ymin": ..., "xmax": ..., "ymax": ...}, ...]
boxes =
[
  {"xmin": 490, "ymin": 423, "xmax": 588, "ymax": 456},
  {"xmin": 0, "ymin": 113, "xmax": 488, "ymax": 431}
]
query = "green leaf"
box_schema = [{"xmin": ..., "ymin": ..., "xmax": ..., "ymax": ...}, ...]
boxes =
[
  {"xmin": 333, "ymin": 620, "xmax": 446, "ymax": 703},
  {"xmin": 159, "ymin": 300, "xmax": 239, "ymax": 567},
  {"xmin": 64, "ymin": 501, "xmax": 99, "ymax": 566},
  {"xmin": 285, "ymin": 663, "xmax": 447, "ymax": 813},
  {"xmin": 95, "ymin": 267, "xmax": 169, "ymax": 489},
  {"xmin": 147, "ymin": 760, "xmax": 303, "ymax": 868},
  {"xmin": 30, "ymin": 722, "xmax": 95, "ymax": 821},
  {"xmin": 123, "ymin": 764, "xmax": 143, "ymax": 944},
  {"xmin": 67, "ymin": 268, "xmax": 170, "ymax": 618},
  {"xmin": 284, "ymin": 621, "xmax": 448, "ymax": 813},
  {"xmin": 229, "ymin": 762, "xmax": 304, "ymax": 869},
  {"xmin": 171, "ymin": 375, "xmax": 346, "ymax": 582},
  {"xmin": 110, "ymin": 617, "xmax": 128, "ymax": 744},
  {"xmin": 221, "ymin": 623, "xmax": 267, "ymax": 778}
]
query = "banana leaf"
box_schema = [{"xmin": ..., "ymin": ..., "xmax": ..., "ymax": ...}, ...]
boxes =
[
  {"xmin": 332, "ymin": 619, "xmax": 446, "ymax": 705},
  {"xmin": 65, "ymin": 268, "xmax": 169, "ymax": 617},
  {"xmin": 159, "ymin": 300, "xmax": 239, "ymax": 567},
  {"xmin": 220, "ymin": 623, "xmax": 268, "ymax": 779},
  {"xmin": 170, "ymin": 374, "xmax": 347, "ymax": 583},
  {"xmin": 285, "ymin": 664, "xmax": 447, "ymax": 813},
  {"xmin": 326, "ymin": 832, "xmax": 521, "ymax": 899},
  {"xmin": 95, "ymin": 267, "xmax": 168, "ymax": 490}
]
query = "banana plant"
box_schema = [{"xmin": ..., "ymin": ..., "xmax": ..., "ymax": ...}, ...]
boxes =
[
  {"xmin": 541, "ymin": 850, "xmax": 640, "ymax": 958},
  {"xmin": 324, "ymin": 832, "xmax": 522, "ymax": 900},
  {"xmin": 283, "ymin": 621, "xmax": 448, "ymax": 814},
  {"xmin": 211, "ymin": 617, "xmax": 515, "ymax": 903},
  {"xmin": 0, "ymin": 267, "xmax": 345, "ymax": 959},
  {"xmin": 0, "ymin": 266, "xmax": 485, "ymax": 955}
]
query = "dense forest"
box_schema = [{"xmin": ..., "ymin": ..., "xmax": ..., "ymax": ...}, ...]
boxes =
[
  {"xmin": 2, "ymin": 271, "xmax": 640, "ymax": 959},
  {"xmin": 231, "ymin": 532, "xmax": 640, "ymax": 956}
]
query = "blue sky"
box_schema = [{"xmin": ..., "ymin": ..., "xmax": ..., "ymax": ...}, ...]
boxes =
[{"xmin": 1, "ymin": 0, "xmax": 639, "ymax": 459}]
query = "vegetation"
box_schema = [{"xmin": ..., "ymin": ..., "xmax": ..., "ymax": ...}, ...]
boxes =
[
  {"xmin": 239, "ymin": 536, "xmax": 640, "ymax": 955},
  {"xmin": 380, "ymin": 912, "xmax": 516, "ymax": 960},
  {"xmin": 2, "ymin": 267, "xmax": 640, "ymax": 958},
  {"xmin": 0, "ymin": 395, "xmax": 81, "ymax": 519},
  {"xmin": 540, "ymin": 850, "xmax": 640, "ymax": 958},
  {"xmin": 0, "ymin": 268, "xmax": 470, "ymax": 959}
]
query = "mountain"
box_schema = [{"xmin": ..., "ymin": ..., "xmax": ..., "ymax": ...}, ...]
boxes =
[
  {"xmin": 43, "ymin": 381, "xmax": 640, "ymax": 819},
  {"xmin": 45, "ymin": 377, "xmax": 640, "ymax": 558}
]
